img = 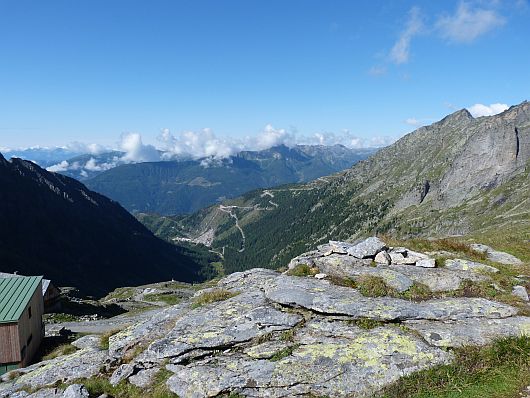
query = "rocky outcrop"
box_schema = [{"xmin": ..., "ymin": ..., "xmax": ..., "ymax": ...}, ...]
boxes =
[
  {"xmin": 2, "ymin": 237, "xmax": 528, "ymax": 398},
  {"xmin": 288, "ymin": 238, "xmax": 493, "ymax": 293},
  {"xmin": 471, "ymin": 243, "xmax": 523, "ymax": 265}
]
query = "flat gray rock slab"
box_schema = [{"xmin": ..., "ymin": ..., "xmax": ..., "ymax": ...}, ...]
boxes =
[
  {"xmin": 143, "ymin": 290, "xmax": 302, "ymax": 362},
  {"xmin": 166, "ymin": 324, "xmax": 451, "ymax": 398},
  {"xmin": 388, "ymin": 264, "xmax": 487, "ymax": 292},
  {"xmin": 470, "ymin": 243, "xmax": 523, "ymax": 265},
  {"xmin": 8, "ymin": 347, "xmax": 108, "ymax": 390},
  {"xmin": 405, "ymin": 316, "xmax": 530, "ymax": 347},
  {"xmin": 445, "ymin": 259, "xmax": 499, "ymax": 273},
  {"xmin": 264, "ymin": 274, "xmax": 517, "ymax": 321}
]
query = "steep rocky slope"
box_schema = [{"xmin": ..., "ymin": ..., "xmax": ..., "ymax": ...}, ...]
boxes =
[
  {"xmin": 1, "ymin": 237, "xmax": 528, "ymax": 397},
  {"xmin": 146, "ymin": 102, "xmax": 530, "ymax": 274},
  {"xmin": 0, "ymin": 155, "xmax": 213, "ymax": 296},
  {"xmin": 83, "ymin": 145, "xmax": 375, "ymax": 215}
]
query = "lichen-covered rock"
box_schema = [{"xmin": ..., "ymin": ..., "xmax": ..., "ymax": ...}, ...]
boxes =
[
  {"xmin": 8, "ymin": 347, "xmax": 108, "ymax": 391},
  {"xmin": 470, "ymin": 244, "xmax": 523, "ymax": 265},
  {"xmin": 405, "ymin": 316, "xmax": 530, "ymax": 347},
  {"xmin": 108, "ymin": 303, "xmax": 191, "ymax": 359},
  {"xmin": 445, "ymin": 259, "xmax": 499, "ymax": 273},
  {"xmin": 244, "ymin": 340, "xmax": 293, "ymax": 359},
  {"xmin": 346, "ymin": 237, "xmax": 387, "ymax": 258},
  {"xmin": 142, "ymin": 290, "xmax": 302, "ymax": 363},
  {"xmin": 166, "ymin": 323, "xmax": 451, "ymax": 398}
]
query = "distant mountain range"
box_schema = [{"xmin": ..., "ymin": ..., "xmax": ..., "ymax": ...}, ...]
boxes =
[
  {"xmin": 140, "ymin": 101, "xmax": 530, "ymax": 275},
  {"xmin": 81, "ymin": 144, "xmax": 376, "ymax": 215},
  {"xmin": 0, "ymin": 154, "xmax": 215, "ymax": 296},
  {"xmin": 2, "ymin": 147, "xmax": 86, "ymax": 167}
]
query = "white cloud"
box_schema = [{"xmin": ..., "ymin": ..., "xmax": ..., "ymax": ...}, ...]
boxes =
[
  {"xmin": 253, "ymin": 124, "xmax": 295, "ymax": 150},
  {"xmin": 44, "ymin": 125, "xmax": 396, "ymax": 176},
  {"xmin": 390, "ymin": 7, "xmax": 424, "ymax": 64},
  {"xmin": 46, "ymin": 160, "xmax": 70, "ymax": 172},
  {"xmin": 436, "ymin": 2, "xmax": 505, "ymax": 43},
  {"xmin": 467, "ymin": 102, "xmax": 508, "ymax": 117},
  {"xmin": 84, "ymin": 158, "xmax": 116, "ymax": 172},
  {"xmin": 158, "ymin": 128, "xmax": 241, "ymax": 160},
  {"xmin": 119, "ymin": 132, "xmax": 160, "ymax": 162}
]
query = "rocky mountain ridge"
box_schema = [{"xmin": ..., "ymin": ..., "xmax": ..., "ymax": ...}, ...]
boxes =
[
  {"xmin": 147, "ymin": 101, "xmax": 530, "ymax": 274},
  {"xmin": 0, "ymin": 154, "xmax": 214, "ymax": 296},
  {"xmin": 1, "ymin": 237, "xmax": 528, "ymax": 397}
]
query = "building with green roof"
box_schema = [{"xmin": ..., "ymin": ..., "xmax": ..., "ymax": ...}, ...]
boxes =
[{"xmin": 0, "ymin": 276, "xmax": 44, "ymax": 375}]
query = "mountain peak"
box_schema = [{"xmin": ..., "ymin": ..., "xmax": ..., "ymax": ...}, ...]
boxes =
[{"xmin": 440, "ymin": 108, "xmax": 474, "ymax": 124}]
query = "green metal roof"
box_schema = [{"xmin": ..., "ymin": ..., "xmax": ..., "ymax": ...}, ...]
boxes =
[{"xmin": 0, "ymin": 276, "xmax": 42, "ymax": 323}]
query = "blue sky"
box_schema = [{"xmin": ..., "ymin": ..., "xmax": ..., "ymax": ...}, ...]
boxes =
[{"xmin": 0, "ymin": 0, "xmax": 529, "ymax": 153}]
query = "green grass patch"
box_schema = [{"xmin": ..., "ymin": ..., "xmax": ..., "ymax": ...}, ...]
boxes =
[
  {"xmin": 357, "ymin": 275, "xmax": 396, "ymax": 297},
  {"xmin": 270, "ymin": 344, "xmax": 299, "ymax": 361},
  {"xmin": 191, "ymin": 289, "xmax": 239, "ymax": 308},
  {"xmin": 280, "ymin": 329, "xmax": 296, "ymax": 342},
  {"xmin": 42, "ymin": 343, "xmax": 77, "ymax": 360},
  {"xmin": 327, "ymin": 275, "xmax": 357, "ymax": 288},
  {"xmin": 354, "ymin": 318, "xmax": 384, "ymax": 330},
  {"xmin": 382, "ymin": 236, "xmax": 487, "ymax": 262},
  {"xmin": 67, "ymin": 367, "xmax": 177, "ymax": 398},
  {"xmin": 100, "ymin": 328, "xmax": 123, "ymax": 350},
  {"xmin": 143, "ymin": 293, "xmax": 180, "ymax": 306},
  {"xmin": 399, "ymin": 283, "xmax": 434, "ymax": 301},
  {"xmin": 380, "ymin": 336, "xmax": 530, "ymax": 398},
  {"xmin": 103, "ymin": 287, "xmax": 136, "ymax": 301},
  {"xmin": 286, "ymin": 264, "xmax": 319, "ymax": 277}
]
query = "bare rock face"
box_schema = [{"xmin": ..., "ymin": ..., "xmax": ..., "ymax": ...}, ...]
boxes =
[
  {"xmin": 513, "ymin": 286, "xmax": 530, "ymax": 302},
  {"xmin": 470, "ymin": 244, "xmax": 523, "ymax": 265},
  {"xmin": 346, "ymin": 237, "xmax": 387, "ymax": 258}
]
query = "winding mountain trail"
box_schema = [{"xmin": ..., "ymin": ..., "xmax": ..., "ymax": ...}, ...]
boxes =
[{"xmin": 219, "ymin": 205, "xmax": 246, "ymax": 252}]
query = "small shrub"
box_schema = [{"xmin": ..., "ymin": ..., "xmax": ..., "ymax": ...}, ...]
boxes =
[
  {"xmin": 457, "ymin": 280, "xmax": 497, "ymax": 299},
  {"xmin": 286, "ymin": 264, "xmax": 319, "ymax": 277},
  {"xmin": 327, "ymin": 275, "xmax": 357, "ymax": 288},
  {"xmin": 192, "ymin": 289, "xmax": 239, "ymax": 308},
  {"xmin": 357, "ymin": 275, "xmax": 394, "ymax": 297}
]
